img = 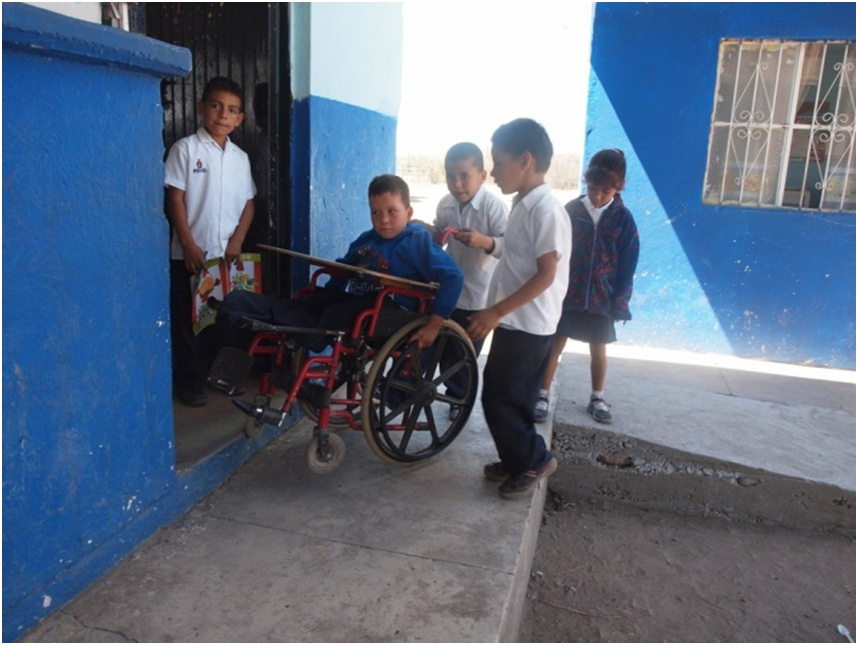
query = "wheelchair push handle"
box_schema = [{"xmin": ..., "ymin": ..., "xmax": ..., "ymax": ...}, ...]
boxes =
[{"xmin": 438, "ymin": 227, "xmax": 460, "ymax": 246}]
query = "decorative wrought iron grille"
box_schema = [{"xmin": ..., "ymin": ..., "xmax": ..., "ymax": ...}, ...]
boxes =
[{"xmin": 704, "ymin": 39, "xmax": 856, "ymax": 212}]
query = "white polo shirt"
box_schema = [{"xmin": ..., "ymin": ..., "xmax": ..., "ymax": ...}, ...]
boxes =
[
  {"xmin": 434, "ymin": 185, "xmax": 509, "ymax": 310},
  {"xmin": 486, "ymin": 183, "xmax": 571, "ymax": 336},
  {"xmin": 164, "ymin": 127, "xmax": 256, "ymax": 260}
]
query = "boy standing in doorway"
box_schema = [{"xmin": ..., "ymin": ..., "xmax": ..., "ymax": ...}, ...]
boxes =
[{"xmin": 165, "ymin": 77, "xmax": 256, "ymax": 406}]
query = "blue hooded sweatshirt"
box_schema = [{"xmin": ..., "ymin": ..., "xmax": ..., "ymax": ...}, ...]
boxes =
[{"xmin": 332, "ymin": 223, "xmax": 464, "ymax": 318}]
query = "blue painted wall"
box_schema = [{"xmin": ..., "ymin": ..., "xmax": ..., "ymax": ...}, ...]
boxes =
[
  {"xmin": 2, "ymin": 5, "xmax": 300, "ymax": 640},
  {"xmin": 3, "ymin": 4, "xmax": 403, "ymax": 639},
  {"xmin": 587, "ymin": 2, "xmax": 855, "ymax": 368}
]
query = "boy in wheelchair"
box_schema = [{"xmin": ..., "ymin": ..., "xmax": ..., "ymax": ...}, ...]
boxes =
[{"xmin": 216, "ymin": 174, "xmax": 464, "ymax": 352}]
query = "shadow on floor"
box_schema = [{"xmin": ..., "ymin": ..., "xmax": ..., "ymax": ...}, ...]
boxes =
[{"xmin": 172, "ymin": 381, "xmax": 260, "ymax": 471}]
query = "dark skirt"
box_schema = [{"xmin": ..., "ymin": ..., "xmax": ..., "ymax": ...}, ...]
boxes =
[{"xmin": 556, "ymin": 309, "xmax": 617, "ymax": 344}]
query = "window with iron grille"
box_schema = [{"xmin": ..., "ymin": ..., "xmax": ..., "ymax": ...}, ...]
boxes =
[{"xmin": 703, "ymin": 39, "xmax": 855, "ymax": 212}]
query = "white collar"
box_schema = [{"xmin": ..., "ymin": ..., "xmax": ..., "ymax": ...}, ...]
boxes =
[{"xmin": 582, "ymin": 195, "xmax": 613, "ymax": 218}]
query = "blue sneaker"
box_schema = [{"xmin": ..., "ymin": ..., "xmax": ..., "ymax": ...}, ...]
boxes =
[{"xmin": 587, "ymin": 396, "xmax": 612, "ymax": 423}]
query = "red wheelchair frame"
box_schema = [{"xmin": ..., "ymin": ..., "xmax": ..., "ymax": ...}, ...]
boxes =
[{"xmin": 228, "ymin": 263, "xmax": 479, "ymax": 474}]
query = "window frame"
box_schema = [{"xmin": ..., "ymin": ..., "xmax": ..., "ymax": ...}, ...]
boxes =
[{"xmin": 703, "ymin": 39, "xmax": 856, "ymax": 213}]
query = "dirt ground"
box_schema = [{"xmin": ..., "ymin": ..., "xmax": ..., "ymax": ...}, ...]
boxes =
[{"xmin": 519, "ymin": 490, "xmax": 856, "ymax": 643}]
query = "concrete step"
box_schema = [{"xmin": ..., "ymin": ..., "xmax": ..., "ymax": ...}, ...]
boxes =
[{"xmin": 545, "ymin": 348, "xmax": 856, "ymax": 537}]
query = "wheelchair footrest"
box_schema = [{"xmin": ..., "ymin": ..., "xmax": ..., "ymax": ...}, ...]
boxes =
[
  {"xmin": 232, "ymin": 398, "xmax": 288, "ymax": 427},
  {"xmin": 208, "ymin": 347, "xmax": 255, "ymax": 395},
  {"xmin": 278, "ymin": 371, "xmax": 332, "ymax": 409}
]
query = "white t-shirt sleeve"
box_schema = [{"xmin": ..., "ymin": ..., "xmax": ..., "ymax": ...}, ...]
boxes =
[
  {"xmin": 240, "ymin": 152, "xmax": 257, "ymax": 201},
  {"xmin": 484, "ymin": 195, "xmax": 509, "ymax": 257},
  {"xmin": 532, "ymin": 205, "xmax": 565, "ymax": 260},
  {"xmin": 485, "ymin": 195, "xmax": 509, "ymax": 237},
  {"xmin": 433, "ymin": 195, "xmax": 455, "ymax": 230},
  {"xmin": 164, "ymin": 140, "xmax": 189, "ymax": 191}
]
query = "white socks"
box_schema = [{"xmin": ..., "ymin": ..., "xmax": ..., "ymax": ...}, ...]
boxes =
[{"xmin": 590, "ymin": 390, "xmax": 608, "ymax": 410}]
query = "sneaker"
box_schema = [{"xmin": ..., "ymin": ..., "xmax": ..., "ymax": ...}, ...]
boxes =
[
  {"xmin": 483, "ymin": 461, "xmax": 509, "ymax": 482},
  {"xmin": 498, "ymin": 457, "xmax": 558, "ymax": 500},
  {"xmin": 175, "ymin": 384, "xmax": 207, "ymax": 407},
  {"xmin": 449, "ymin": 404, "xmax": 461, "ymax": 421},
  {"xmin": 533, "ymin": 394, "xmax": 549, "ymax": 422},
  {"xmin": 587, "ymin": 396, "xmax": 612, "ymax": 423}
]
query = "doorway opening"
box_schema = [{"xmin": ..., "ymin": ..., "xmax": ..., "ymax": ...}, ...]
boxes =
[{"xmin": 136, "ymin": 2, "xmax": 292, "ymax": 470}]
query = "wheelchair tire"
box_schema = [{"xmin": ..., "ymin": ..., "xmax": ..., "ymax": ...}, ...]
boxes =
[
  {"xmin": 305, "ymin": 432, "xmax": 346, "ymax": 474},
  {"xmin": 361, "ymin": 317, "xmax": 478, "ymax": 465}
]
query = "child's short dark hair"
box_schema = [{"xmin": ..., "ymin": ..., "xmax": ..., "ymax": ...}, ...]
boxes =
[
  {"xmin": 584, "ymin": 165, "xmax": 624, "ymax": 190},
  {"xmin": 491, "ymin": 118, "xmax": 553, "ymax": 173},
  {"xmin": 368, "ymin": 174, "xmax": 411, "ymax": 208},
  {"xmin": 202, "ymin": 76, "xmax": 245, "ymax": 109},
  {"xmin": 588, "ymin": 148, "xmax": 626, "ymax": 179},
  {"xmin": 444, "ymin": 142, "xmax": 484, "ymax": 171},
  {"xmin": 585, "ymin": 149, "xmax": 626, "ymax": 189}
]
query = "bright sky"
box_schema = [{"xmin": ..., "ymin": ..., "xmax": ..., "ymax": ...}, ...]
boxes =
[{"xmin": 397, "ymin": 2, "xmax": 594, "ymax": 157}]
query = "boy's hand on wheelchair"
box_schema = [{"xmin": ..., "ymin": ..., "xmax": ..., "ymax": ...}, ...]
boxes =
[
  {"xmin": 410, "ymin": 315, "xmax": 443, "ymax": 350},
  {"xmin": 466, "ymin": 308, "xmax": 500, "ymax": 341}
]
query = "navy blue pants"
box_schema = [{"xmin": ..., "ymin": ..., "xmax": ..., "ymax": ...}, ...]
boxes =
[
  {"xmin": 170, "ymin": 260, "xmax": 215, "ymax": 389},
  {"xmin": 217, "ymin": 288, "xmax": 385, "ymax": 352},
  {"xmin": 482, "ymin": 327, "xmax": 554, "ymax": 475}
]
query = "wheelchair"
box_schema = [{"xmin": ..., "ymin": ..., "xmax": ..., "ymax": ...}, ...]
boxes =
[{"xmin": 209, "ymin": 247, "xmax": 479, "ymax": 474}]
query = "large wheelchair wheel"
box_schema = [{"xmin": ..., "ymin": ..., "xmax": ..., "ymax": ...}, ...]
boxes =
[
  {"xmin": 291, "ymin": 345, "xmax": 364, "ymax": 429},
  {"xmin": 361, "ymin": 317, "xmax": 478, "ymax": 465}
]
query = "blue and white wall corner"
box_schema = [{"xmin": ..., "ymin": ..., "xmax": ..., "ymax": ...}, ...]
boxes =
[{"xmin": 289, "ymin": 3, "xmax": 402, "ymax": 289}]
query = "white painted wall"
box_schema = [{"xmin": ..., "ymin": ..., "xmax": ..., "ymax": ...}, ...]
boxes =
[
  {"xmin": 25, "ymin": 2, "xmax": 101, "ymax": 23},
  {"xmin": 291, "ymin": 2, "xmax": 403, "ymax": 117},
  {"xmin": 290, "ymin": 3, "xmax": 312, "ymax": 103}
]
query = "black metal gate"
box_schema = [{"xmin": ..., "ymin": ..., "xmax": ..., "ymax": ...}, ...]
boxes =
[
  {"xmin": 137, "ymin": 2, "xmax": 290, "ymax": 295},
  {"xmin": 145, "ymin": 3, "xmax": 267, "ymax": 149}
]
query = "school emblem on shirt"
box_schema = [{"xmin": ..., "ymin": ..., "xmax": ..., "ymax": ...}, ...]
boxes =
[{"xmin": 193, "ymin": 158, "xmax": 207, "ymax": 174}]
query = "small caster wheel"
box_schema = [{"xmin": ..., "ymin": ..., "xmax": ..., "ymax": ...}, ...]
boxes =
[
  {"xmin": 244, "ymin": 393, "xmax": 270, "ymax": 438},
  {"xmin": 305, "ymin": 432, "xmax": 345, "ymax": 474}
]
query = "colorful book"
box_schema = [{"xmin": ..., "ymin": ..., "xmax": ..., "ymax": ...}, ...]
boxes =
[{"xmin": 192, "ymin": 253, "xmax": 262, "ymax": 334}]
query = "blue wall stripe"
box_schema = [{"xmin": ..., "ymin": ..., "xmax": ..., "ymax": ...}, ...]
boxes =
[{"xmin": 290, "ymin": 95, "xmax": 396, "ymax": 291}]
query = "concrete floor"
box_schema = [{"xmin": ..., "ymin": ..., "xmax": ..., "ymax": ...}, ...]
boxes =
[
  {"xmin": 20, "ymin": 346, "xmax": 856, "ymax": 642},
  {"xmin": 172, "ymin": 378, "xmax": 268, "ymax": 471}
]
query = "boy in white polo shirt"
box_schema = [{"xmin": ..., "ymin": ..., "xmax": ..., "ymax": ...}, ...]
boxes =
[
  {"xmin": 165, "ymin": 76, "xmax": 256, "ymax": 407},
  {"xmin": 433, "ymin": 142, "xmax": 509, "ymax": 420},
  {"xmin": 467, "ymin": 118, "xmax": 571, "ymax": 500}
]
